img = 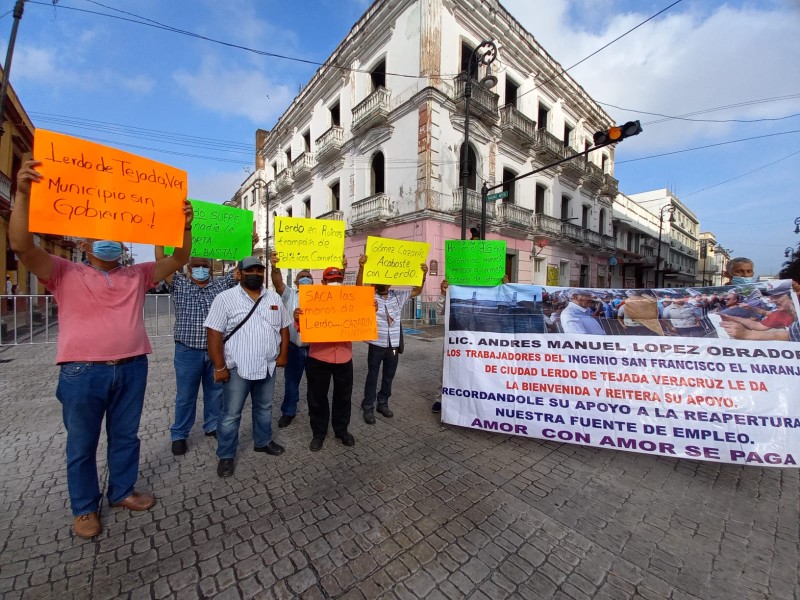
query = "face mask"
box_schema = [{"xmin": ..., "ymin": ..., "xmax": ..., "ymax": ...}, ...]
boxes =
[
  {"xmin": 191, "ymin": 267, "xmax": 210, "ymax": 281},
  {"xmin": 298, "ymin": 277, "xmax": 313, "ymax": 285},
  {"xmin": 242, "ymin": 274, "xmax": 264, "ymax": 290},
  {"xmin": 327, "ymin": 281, "xmax": 342, "ymax": 287},
  {"xmin": 91, "ymin": 241, "xmax": 122, "ymax": 262},
  {"xmin": 731, "ymin": 276, "xmax": 756, "ymax": 285}
]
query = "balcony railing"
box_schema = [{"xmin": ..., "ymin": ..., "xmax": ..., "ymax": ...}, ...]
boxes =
[
  {"xmin": 291, "ymin": 152, "xmax": 315, "ymax": 179},
  {"xmin": 601, "ymin": 173, "xmax": 619, "ymax": 196},
  {"xmin": 562, "ymin": 222, "xmax": 583, "ymax": 241},
  {"xmin": 350, "ymin": 192, "xmax": 392, "ymax": 228},
  {"xmin": 352, "ymin": 87, "xmax": 391, "ymax": 134},
  {"xmin": 496, "ymin": 202, "xmax": 533, "ymax": 229},
  {"xmin": 602, "ymin": 235, "xmax": 616, "ymax": 250},
  {"xmin": 532, "ymin": 128, "xmax": 564, "ymax": 160},
  {"xmin": 583, "ymin": 230, "xmax": 603, "ymax": 247},
  {"xmin": 315, "ymin": 126, "xmax": 344, "ymax": 162},
  {"xmin": 499, "ymin": 105, "xmax": 536, "ymax": 145},
  {"xmin": 275, "ymin": 167, "xmax": 294, "ymax": 192},
  {"xmin": 531, "ymin": 214, "xmax": 563, "ymax": 237},
  {"xmin": 561, "ymin": 147, "xmax": 585, "ymax": 180},
  {"xmin": 317, "ymin": 210, "xmax": 344, "ymax": 221},
  {"xmin": 451, "ymin": 188, "xmax": 495, "ymax": 220},
  {"xmin": 453, "ymin": 74, "xmax": 500, "ymax": 123},
  {"xmin": 0, "ymin": 171, "xmax": 11, "ymax": 203}
]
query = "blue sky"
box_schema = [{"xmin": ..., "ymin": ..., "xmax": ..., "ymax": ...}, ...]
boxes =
[{"xmin": 3, "ymin": 0, "xmax": 799, "ymax": 275}]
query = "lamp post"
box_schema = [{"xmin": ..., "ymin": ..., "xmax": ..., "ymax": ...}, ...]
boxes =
[
  {"xmin": 460, "ymin": 40, "xmax": 497, "ymax": 240},
  {"xmin": 786, "ymin": 247, "xmax": 796, "ymax": 259},
  {"xmin": 654, "ymin": 205, "xmax": 675, "ymax": 287},
  {"xmin": 794, "ymin": 217, "xmax": 800, "ymax": 235},
  {"xmin": 253, "ymin": 177, "xmax": 276, "ymax": 263},
  {"xmin": 0, "ymin": 0, "xmax": 26, "ymax": 138}
]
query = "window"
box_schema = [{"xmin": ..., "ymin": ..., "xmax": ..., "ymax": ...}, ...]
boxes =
[
  {"xmin": 582, "ymin": 205, "xmax": 590, "ymax": 228},
  {"xmin": 330, "ymin": 181, "xmax": 340, "ymax": 211},
  {"xmin": 285, "ymin": 146, "xmax": 292, "ymax": 165},
  {"xmin": 584, "ymin": 139, "xmax": 591, "ymax": 153},
  {"xmin": 370, "ymin": 59, "xmax": 386, "ymax": 90},
  {"xmin": 601, "ymin": 154, "xmax": 608, "ymax": 173},
  {"xmin": 535, "ymin": 184, "xmax": 546, "ymax": 214},
  {"xmin": 330, "ymin": 101, "xmax": 340, "ymax": 127},
  {"xmin": 248, "ymin": 193, "xmax": 254, "ymax": 207},
  {"xmin": 458, "ymin": 143, "xmax": 478, "ymax": 190},
  {"xmin": 286, "ymin": 206, "xmax": 292, "ymax": 218},
  {"xmin": 460, "ymin": 42, "xmax": 475, "ymax": 76},
  {"xmin": 563, "ymin": 123, "xmax": 573, "ymax": 148},
  {"xmin": 560, "ymin": 195, "xmax": 571, "ymax": 222},
  {"xmin": 537, "ymin": 102, "xmax": 550, "ymax": 132},
  {"xmin": 505, "ymin": 78, "xmax": 519, "ymax": 108},
  {"xmin": 302, "ymin": 130, "xmax": 311, "ymax": 153},
  {"xmin": 502, "ymin": 168, "xmax": 516, "ymax": 204},
  {"xmin": 270, "ymin": 161, "xmax": 277, "ymax": 180},
  {"xmin": 598, "ymin": 208, "xmax": 606, "ymax": 235},
  {"xmin": 371, "ymin": 152, "xmax": 385, "ymax": 195},
  {"xmin": 303, "ymin": 197, "xmax": 311, "ymax": 218}
]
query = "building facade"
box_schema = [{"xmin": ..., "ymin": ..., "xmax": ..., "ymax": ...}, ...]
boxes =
[
  {"xmin": 235, "ymin": 0, "xmax": 620, "ymax": 292},
  {"xmin": 609, "ymin": 193, "xmax": 661, "ymax": 288}
]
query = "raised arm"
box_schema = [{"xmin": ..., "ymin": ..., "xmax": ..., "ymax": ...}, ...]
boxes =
[
  {"xmin": 410, "ymin": 262, "xmax": 428, "ymax": 298},
  {"xmin": 154, "ymin": 245, "xmax": 176, "ymax": 285},
  {"xmin": 356, "ymin": 254, "xmax": 367, "ymax": 286},
  {"xmin": 8, "ymin": 160, "xmax": 53, "ymax": 281},
  {"xmin": 270, "ymin": 252, "xmax": 286, "ymax": 295},
  {"xmin": 152, "ymin": 201, "xmax": 194, "ymax": 284}
]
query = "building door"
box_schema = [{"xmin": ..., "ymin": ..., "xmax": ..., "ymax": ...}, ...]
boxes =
[
  {"xmin": 505, "ymin": 253, "xmax": 515, "ymax": 283},
  {"xmin": 579, "ymin": 264, "xmax": 589, "ymax": 287}
]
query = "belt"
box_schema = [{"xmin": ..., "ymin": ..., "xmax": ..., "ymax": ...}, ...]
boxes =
[{"xmin": 93, "ymin": 355, "xmax": 141, "ymax": 366}]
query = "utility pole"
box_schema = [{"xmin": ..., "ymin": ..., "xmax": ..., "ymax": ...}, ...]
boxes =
[{"xmin": 0, "ymin": 0, "xmax": 27, "ymax": 137}]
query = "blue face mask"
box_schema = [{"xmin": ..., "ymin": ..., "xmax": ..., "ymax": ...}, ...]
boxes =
[
  {"xmin": 91, "ymin": 241, "xmax": 122, "ymax": 262},
  {"xmin": 731, "ymin": 276, "xmax": 756, "ymax": 285},
  {"xmin": 298, "ymin": 277, "xmax": 313, "ymax": 285},
  {"xmin": 191, "ymin": 267, "xmax": 210, "ymax": 281}
]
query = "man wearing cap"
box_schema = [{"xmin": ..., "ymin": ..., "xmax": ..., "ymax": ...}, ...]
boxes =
[
  {"xmin": 560, "ymin": 290, "xmax": 605, "ymax": 335},
  {"xmin": 293, "ymin": 261, "xmax": 358, "ymax": 451},
  {"xmin": 270, "ymin": 252, "xmax": 313, "ymax": 429},
  {"xmin": 721, "ymin": 284, "xmax": 796, "ymax": 333},
  {"xmin": 156, "ymin": 235, "xmax": 257, "ymax": 456},
  {"xmin": 205, "ymin": 256, "xmax": 292, "ymax": 478},
  {"xmin": 356, "ymin": 254, "xmax": 428, "ymax": 424},
  {"xmin": 9, "ymin": 159, "xmax": 194, "ymax": 539}
]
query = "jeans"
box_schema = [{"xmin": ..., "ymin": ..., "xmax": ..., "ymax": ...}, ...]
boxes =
[
  {"xmin": 169, "ymin": 342, "xmax": 222, "ymax": 440},
  {"xmin": 55, "ymin": 356, "xmax": 148, "ymax": 516},
  {"xmin": 281, "ymin": 343, "xmax": 309, "ymax": 417},
  {"xmin": 306, "ymin": 357, "xmax": 352, "ymax": 439},
  {"xmin": 362, "ymin": 343, "xmax": 399, "ymax": 410},
  {"xmin": 217, "ymin": 367, "xmax": 276, "ymax": 459}
]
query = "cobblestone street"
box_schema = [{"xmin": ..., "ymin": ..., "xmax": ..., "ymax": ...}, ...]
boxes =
[{"xmin": 0, "ymin": 330, "xmax": 798, "ymax": 599}]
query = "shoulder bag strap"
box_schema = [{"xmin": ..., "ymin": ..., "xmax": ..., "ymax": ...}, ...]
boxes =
[{"xmin": 223, "ymin": 295, "xmax": 264, "ymax": 343}]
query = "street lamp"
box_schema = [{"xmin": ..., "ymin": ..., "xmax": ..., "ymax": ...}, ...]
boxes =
[
  {"xmin": 253, "ymin": 177, "xmax": 276, "ymax": 263},
  {"xmin": 786, "ymin": 247, "xmax": 795, "ymax": 259},
  {"xmin": 460, "ymin": 39, "xmax": 498, "ymax": 240},
  {"xmin": 794, "ymin": 217, "xmax": 800, "ymax": 235},
  {"xmin": 654, "ymin": 205, "xmax": 675, "ymax": 287},
  {"xmin": 0, "ymin": 0, "xmax": 26, "ymax": 138}
]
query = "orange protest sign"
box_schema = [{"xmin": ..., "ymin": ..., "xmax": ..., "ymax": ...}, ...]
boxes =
[
  {"xmin": 298, "ymin": 285, "xmax": 377, "ymax": 343},
  {"xmin": 29, "ymin": 130, "xmax": 188, "ymax": 246}
]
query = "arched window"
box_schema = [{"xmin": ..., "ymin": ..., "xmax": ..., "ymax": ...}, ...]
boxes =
[
  {"xmin": 370, "ymin": 59, "xmax": 386, "ymax": 91},
  {"xmin": 598, "ymin": 208, "xmax": 607, "ymax": 235},
  {"xmin": 502, "ymin": 168, "xmax": 516, "ymax": 204},
  {"xmin": 329, "ymin": 181, "xmax": 340, "ymax": 211},
  {"xmin": 371, "ymin": 152, "xmax": 385, "ymax": 195},
  {"xmin": 459, "ymin": 143, "xmax": 478, "ymax": 190}
]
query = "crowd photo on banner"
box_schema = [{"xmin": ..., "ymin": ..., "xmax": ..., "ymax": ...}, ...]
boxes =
[{"xmin": 6, "ymin": 128, "xmax": 800, "ymax": 542}]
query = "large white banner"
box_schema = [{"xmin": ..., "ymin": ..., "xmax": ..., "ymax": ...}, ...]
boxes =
[{"xmin": 442, "ymin": 282, "xmax": 800, "ymax": 467}]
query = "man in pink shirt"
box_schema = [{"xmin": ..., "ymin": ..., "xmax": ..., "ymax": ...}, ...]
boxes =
[{"xmin": 9, "ymin": 159, "xmax": 193, "ymax": 539}]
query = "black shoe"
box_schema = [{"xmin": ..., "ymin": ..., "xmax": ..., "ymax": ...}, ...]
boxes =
[
  {"xmin": 336, "ymin": 432, "xmax": 355, "ymax": 447},
  {"xmin": 171, "ymin": 439, "xmax": 188, "ymax": 455},
  {"xmin": 431, "ymin": 401, "xmax": 442, "ymax": 414},
  {"xmin": 205, "ymin": 430, "xmax": 217, "ymax": 438},
  {"xmin": 363, "ymin": 409, "xmax": 375, "ymax": 425},
  {"xmin": 278, "ymin": 415, "xmax": 294, "ymax": 428},
  {"xmin": 217, "ymin": 458, "xmax": 234, "ymax": 478},
  {"xmin": 254, "ymin": 441, "xmax": 285, "ymax": 456},
  {"xmin": 376, "ymin": 405, "xmax": 393, "ymax": 418},
  {"xmin": 309, "ymin": 438, "xmax": 324, "ymax": 452}
]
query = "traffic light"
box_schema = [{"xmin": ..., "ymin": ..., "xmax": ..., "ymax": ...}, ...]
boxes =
[
  {"xmin": 593, "ymin": 120, "xmax": 643, "ymax": 147},
  {"xmin": 700, "ymin": 240, "xmax": 708, "ymax": 258}
]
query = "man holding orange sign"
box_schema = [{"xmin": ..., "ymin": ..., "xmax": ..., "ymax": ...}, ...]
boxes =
[{"xmin": 9, "ymin": 158, "xmax": 193, "ymax": 539}]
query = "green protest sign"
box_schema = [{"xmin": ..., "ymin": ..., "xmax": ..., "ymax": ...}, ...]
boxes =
[
  {"xmin": 445, "ymin": 240, "xmax": 507, "ymax": 286},
  {"xmin": 167, "ymin": 199, "xmax": 254, "ymax": 260}
]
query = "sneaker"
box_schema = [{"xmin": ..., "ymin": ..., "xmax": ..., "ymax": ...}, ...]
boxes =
[
  {"xmin": 205, "ymin": 430, "xmax": 217, "ymax": 438},
  {"xmin": 73, "ymin": 512, "xmax": 101, "ymax": 539},
  {"xmin": 309, "ymin": 438, "xmax": 324, "ymax": 452},
  {"xmin": 376, "ymin": 405, "xmax": 394, "ymax": 418},
  {"xmin": 254, "ymin": 441, "xmax": 285, "ymax": 456},
  {"xmin": 431, "ymin": 401, "xmax": 442, "ymax": 413},
  {"xmin": 278, "ymin": 415, "xmax": 294, "ymax": 428},
  {"xmin": 336, "ymin": 432, "xmax": 356, "ymax": 447},
  {"xmin": 217, "ymin": 458, "xmax": 235, "ymax": 478},
  {"xmin": 363, "ymin": 409, "xmax": 375, "ymax": 425},
  {"xmin": 171, "ymin": 439, "xmax": 188, "ymax": 455}
]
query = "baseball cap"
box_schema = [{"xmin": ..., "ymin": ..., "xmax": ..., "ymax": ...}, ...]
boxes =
[
  {"xmin": 322, "ymin": 266, "xmax": 344, "ymax": 281},
  {"xmin": 238, "ymin": 256, "xmax": 265, "ymax": 270}
]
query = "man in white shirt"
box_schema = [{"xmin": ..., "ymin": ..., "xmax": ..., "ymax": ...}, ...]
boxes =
[
  {"xmin": 560, "ymin": 290, "xmax": 605, "ymax": 335},
  {"xmin": 205, "ymin": 256, "xmax": 292, "ymax": 478}
]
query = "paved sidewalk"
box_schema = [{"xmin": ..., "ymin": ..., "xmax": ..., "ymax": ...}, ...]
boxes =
[{"xmin": 0, "ymin": 331, "xmax": 798, "ymax": 599}]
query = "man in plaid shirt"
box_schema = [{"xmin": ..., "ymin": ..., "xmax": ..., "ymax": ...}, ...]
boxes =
[{"xmin": 156, "ymin": 242, "xmax": 254, "ymax": 456}]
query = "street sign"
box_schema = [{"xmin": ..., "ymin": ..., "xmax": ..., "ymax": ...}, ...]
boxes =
[{"xmin": 485, "ymin": 191, "xmax": 508, "ymax": 201}]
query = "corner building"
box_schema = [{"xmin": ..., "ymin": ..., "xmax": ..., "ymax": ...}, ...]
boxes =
[{"xmin": 254, "ymin": 0, "xmax": 618, "ymax": 291}]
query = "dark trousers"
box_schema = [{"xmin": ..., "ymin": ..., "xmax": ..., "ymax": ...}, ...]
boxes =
[
  {"xmin": 306, "ymin": 357, "xmax": 353, "ymax": 439},
  {"xmin": 362, "ymin": 343, "xmax": 399, "ymax": 410}
]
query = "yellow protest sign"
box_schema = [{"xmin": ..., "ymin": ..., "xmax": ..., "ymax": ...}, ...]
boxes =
[
  {"xmin": 298, "ymin": 285, "xmax": 377, "ymax": 343},
  {"xmin": 29, "ymin": 130, "xmax": 187, "ymax": 246},
  {"xmin": 274, "ymin": 217, "xmax": 345, "ymax": 269},
  {"xmin": 362, "ymin": 236, "xmax": 430, "ymax": 286}
]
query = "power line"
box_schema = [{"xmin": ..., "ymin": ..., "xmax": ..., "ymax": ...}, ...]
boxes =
[{"xmin": 615, "ymin": 130, "xmax": 800, "ymax": 164}]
